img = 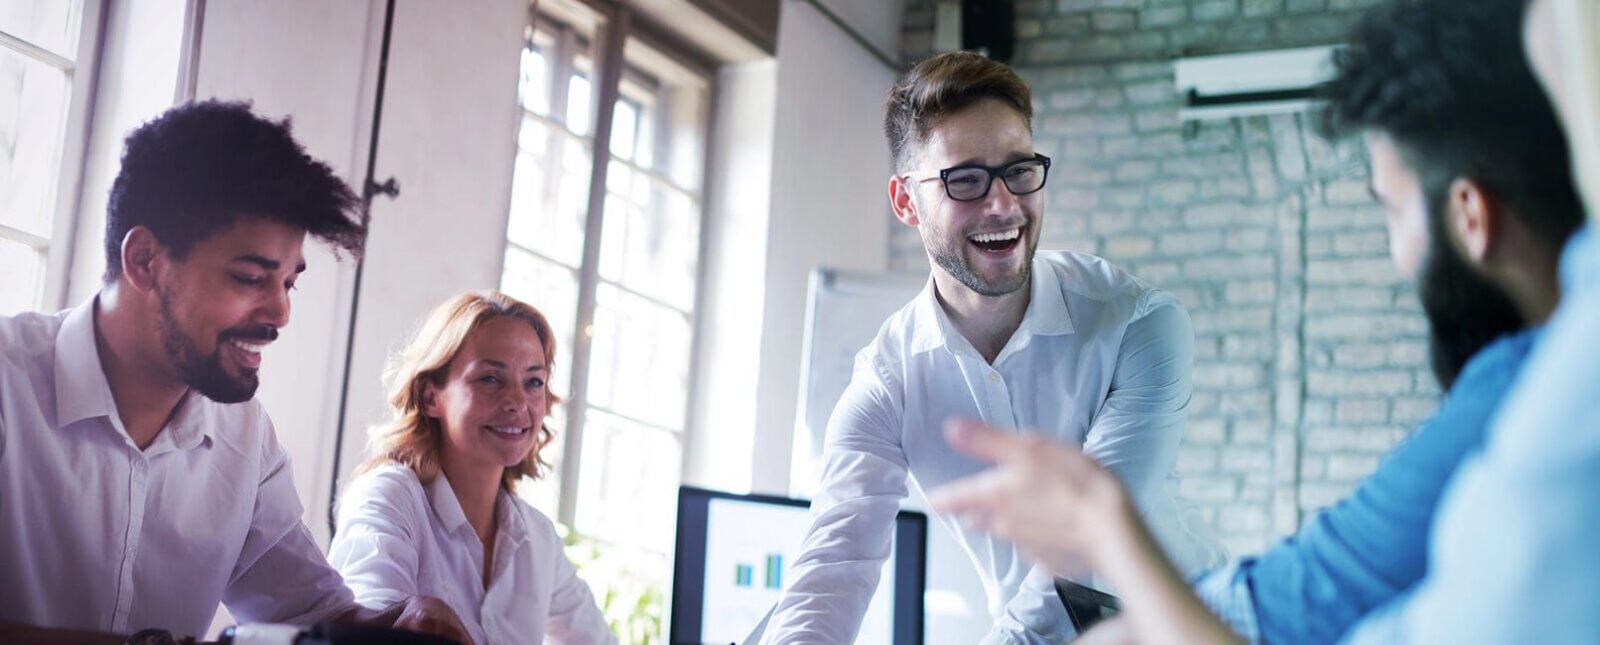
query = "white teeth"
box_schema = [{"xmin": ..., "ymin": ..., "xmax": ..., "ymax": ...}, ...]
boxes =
[
  {"xmin": 487, "ymin": 426, "xmax": 527, "ymax": 436},
  {"xmin": 230, "ymin": 340, "xmax": 269, "ymax": 353},
  {"xmin": 970, "ymin": 228, "xmax": 1021, "ymax": 243}
]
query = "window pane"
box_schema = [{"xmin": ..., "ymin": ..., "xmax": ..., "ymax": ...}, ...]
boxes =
[
  {"xmin": 0, "ymin": 0, "xmax": 81, "ymax": 59},
  {"xmin": 598, "ymin": 164, "xmax": 700, "ymax": 311},
  {"xmin": 0, "ymin": 235, "xmax": 43, "ymax": 314},
  {"xmin": 574, "ymin": 408, "xmax": 680, "ymax": 553},
  {"xmin": 517, "ymin": 45, "xmax": 551, "ymax": 116},
  {"xmin": 514, "ymin": 400, "xmax": 567, "ymax": 518},
  {"xmin": 609, "ymin": 99, "xmax": 638, "ymax": 161},
  {"xmin": 566, "ymin": 73, "xmax": 591, "ymax": 137},
  {"xmin": 0, "ymin": 47, "xmax": 69, "ymax": 237},
  {"xmin": 507, "ymin": 116, "xmax": 588, "ymax": 267},
  {"xmin": 586, "ymin": 283, "xmax": 692, "ymax": 429},
  {"xmin": 500, "ymin": 246, "xmax": 580, "ymax": 400}
]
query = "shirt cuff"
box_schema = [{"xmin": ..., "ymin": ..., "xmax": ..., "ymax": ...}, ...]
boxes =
[{"xmin": 1191, "ymin": 559, "xmax": 1262, "ymax": 643}]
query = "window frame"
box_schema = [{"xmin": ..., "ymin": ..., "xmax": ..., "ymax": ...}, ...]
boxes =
[
  {"xmin": 509, "ymin": 2, "xmax": 719, "ymax": 543},
  {"xmin": 0, "ymin": 0, "xmax": 105, "ymax": 312}
]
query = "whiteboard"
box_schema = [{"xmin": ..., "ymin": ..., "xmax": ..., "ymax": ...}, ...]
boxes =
[
  {"xmin": 791, "ymin": 267, "xmax": 925, "ymax": 494},
  {"xmin": 790, "ymin": 267, "xmax": 994, "ymax": 643}
]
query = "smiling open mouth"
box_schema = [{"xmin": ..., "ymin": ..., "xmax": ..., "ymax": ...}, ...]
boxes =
[
  {"xmin": 485, "ymin": 425, "xmax": 531, "ymax": 437},
  {"xmin": 969, "ymin": 227, "xmax": 1022, "ymax": 253}
]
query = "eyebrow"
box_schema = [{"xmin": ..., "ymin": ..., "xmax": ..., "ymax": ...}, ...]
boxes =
[
  {"xmin": 479, "ymin": 360, "xmax": 547, "ymax": 372},
  {"xmin": 950, "ymin": 152, "xmax": 1035, "ymax": 168},
  {"xmin": 232, "ymin": 254, "xmax": 308, "ymax": 274}
]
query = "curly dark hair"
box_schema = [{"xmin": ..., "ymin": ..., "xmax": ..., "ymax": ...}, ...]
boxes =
[
  {"xmin": 103, "ymin": 100, "xmax": 365, "ymax": 282},
  {"xmin": 1319, "ymin": 0, "xmax": 1585, "ymax": 387},
  {"xmin": 1318, "ymin": 0, "xmax": 1583, "ymax": 251}
]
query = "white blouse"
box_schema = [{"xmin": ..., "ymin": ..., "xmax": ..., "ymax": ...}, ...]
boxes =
[{"xmin": 329, "ymin": 463, "xmax": 615, "ymax": 645}]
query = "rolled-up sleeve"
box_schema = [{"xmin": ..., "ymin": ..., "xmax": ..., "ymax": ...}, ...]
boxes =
[
  {"xmin": 223, "ymin": 419, "xmax": 358, "ymax": 624},
  {"xmin": 764, "ymin": 355, "xmax": 909, "ymax": 645}
]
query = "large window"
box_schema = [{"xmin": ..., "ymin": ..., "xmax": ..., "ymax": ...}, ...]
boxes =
[
  {"xmin": 0, "ymin": 1, "xmax": 97, "ymax": 314},
  {"xmin": 499, "ymin": 2, "xmax": 710, "ymax": 633}
]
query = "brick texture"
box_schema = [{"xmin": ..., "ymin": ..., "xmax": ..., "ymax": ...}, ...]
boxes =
[{"xmin": 894, "ymin": 0, "xmax": 1439, "ymax": 555}]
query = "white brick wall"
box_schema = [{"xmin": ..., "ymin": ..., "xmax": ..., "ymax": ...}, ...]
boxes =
[{"xmin": 896, "ymin": 0, "xmax": 1436, "ymax": 555}]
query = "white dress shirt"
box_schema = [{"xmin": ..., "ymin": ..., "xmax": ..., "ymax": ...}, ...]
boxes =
[
  {"xmin": 328, "ymin": 463, "xmax": 615, "ymax": 645},
  {"xmin": 764, "ymin": 251, "xmax": 1213, "ymax": 644},
  {"xmin": 0, "ymin": 299, "xmax": 357, "ymax": 638}
]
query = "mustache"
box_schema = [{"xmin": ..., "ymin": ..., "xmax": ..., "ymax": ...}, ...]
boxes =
[{"xmin": 220, "ymin": 326, "xmax": 279, "ymax": 343}]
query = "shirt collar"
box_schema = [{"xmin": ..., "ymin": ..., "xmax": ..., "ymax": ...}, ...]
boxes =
[
  {"xmin": 427, "ymin": 472, "xmax": 473, "ymax": 534},
  {"xmin": 909, "ymin": 255, "xmax": 1076, "ymax": 357},
  {"xmin": 53, "ymin": 297, "xmax": 118, "ymax": 428},
  {"xmin": 426, "ymin": 473, "xmax": 531, "ymax": 546},
  {"xmin": 53, "ymin": 296, "xmax": 214, "ymax": 451}
]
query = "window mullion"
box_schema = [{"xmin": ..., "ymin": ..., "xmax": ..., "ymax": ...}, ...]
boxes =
[
  {"xmin": 47, "ymin": 0, "xmax": 107, "ymax": 311},
  {"xmin": 556, "ymin": 6, "xmax": 631, "ymax": 529}
]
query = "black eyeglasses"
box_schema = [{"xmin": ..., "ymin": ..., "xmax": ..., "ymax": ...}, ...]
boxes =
[{"xmin": 903, "ymin": 154, "xmax": 1052, "ymax": 202}]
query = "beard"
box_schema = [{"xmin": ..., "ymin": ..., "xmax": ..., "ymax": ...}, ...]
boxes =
[
  {"xmin": 155, "ymin": 285, "xmax": 272, "ymax": 404},
  {"xmin": 925, "ymin": 218, "xmax": 1038, "ymax": 297},
  {"xmin": 1415, "ymin": 227, "xmax": 1525, "ymax": 391}
]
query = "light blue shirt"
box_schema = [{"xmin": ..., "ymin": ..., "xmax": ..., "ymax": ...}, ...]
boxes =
[
  {"xmin": 1343, "ymin": 225, "xmax": 1600, "ymax": 643},
  {"xmin": 1192, "ymin": 328, "xmax": 1537, "ymax": 644}
]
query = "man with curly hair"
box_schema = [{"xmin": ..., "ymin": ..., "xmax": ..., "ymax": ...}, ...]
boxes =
[{"xmin": 0, "ymin": 102, "xmax": 469, "ymax": 644}]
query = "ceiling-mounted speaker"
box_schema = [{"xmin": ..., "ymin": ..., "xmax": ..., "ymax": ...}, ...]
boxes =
[{"xmin": 963, "ymin": 0, "xmax": 1015, "ymax": 63}]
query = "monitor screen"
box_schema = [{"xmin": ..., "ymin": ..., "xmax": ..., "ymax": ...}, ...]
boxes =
[{"xmin": 670, "ymin": 486, "xmax": 926, "ymax": 645}]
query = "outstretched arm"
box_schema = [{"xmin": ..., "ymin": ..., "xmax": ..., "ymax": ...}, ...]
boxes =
[{"xmin": 931, "ymin": 421, "xmax": 1241, "ymax": 645}]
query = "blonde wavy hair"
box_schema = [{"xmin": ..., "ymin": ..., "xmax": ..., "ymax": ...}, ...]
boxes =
[
  {"xmin": 1544, "ymin": 0, "xmax": 1600, "ymax": 218},
  {"xmin": 359, "ymin": 290, "xmax": 561, "ymax": 492}
]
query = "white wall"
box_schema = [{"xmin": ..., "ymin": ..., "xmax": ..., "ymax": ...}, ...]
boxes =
[
  {"xmin": 684, "ymin": 60, "xmax": 777, "ymax": 493},
  {"xmin": 329, "ymin": 0, "xmax": 528, "ymax": 515},
  {"xmin": 748, "ymin": 0, "xmax": 896, "ymax": 495}
]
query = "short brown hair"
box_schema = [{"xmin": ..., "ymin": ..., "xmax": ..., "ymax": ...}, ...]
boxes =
[{"xmin": 884, "ymin": 51, "xmax": 1033, "ymax": 172}]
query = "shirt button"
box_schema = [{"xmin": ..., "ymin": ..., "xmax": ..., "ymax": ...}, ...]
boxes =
[{"xmin": 989, "ymin": 371, "xmax": 1000, "ymax": 382}]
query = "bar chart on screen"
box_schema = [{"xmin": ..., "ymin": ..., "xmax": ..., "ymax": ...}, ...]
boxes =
[
  {"xmin": 700, "ymin": 497, "xmax": 896, "ymax": 643},
  {"xmin": 732, "ymin": 555, "xmax": 784, "ymax": 589}
]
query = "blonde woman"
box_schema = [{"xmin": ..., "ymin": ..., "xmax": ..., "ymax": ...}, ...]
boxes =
[{"xmin": 328, "ymin": 291, "xmax": 615, "ymax": 645}]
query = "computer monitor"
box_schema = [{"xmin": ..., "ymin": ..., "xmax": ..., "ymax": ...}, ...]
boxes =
[{"xmin": 670, "ymin": 486, "xmax": 927, "ymax": 645}]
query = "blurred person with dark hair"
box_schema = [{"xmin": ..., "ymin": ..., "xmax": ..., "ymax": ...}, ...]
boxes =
[
  {"xmin": 1338, "ymin": 0, "xmax": 1600, "ymax": 642},
  {"xmin": 924, "ymin": 0, "xmax": 1585, "ymax": 642},
  {"xmin": 764, "ymin": 51, "xmax": 1219, "ymax": 644},
  {"xmin": 0, "ymin": 101, "xmax": 468, "ymax": 644}
]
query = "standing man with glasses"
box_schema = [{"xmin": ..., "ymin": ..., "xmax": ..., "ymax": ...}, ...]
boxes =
[{"xmin": 763, "ymin": 51, "xmax": 1215, "ymax": 644}]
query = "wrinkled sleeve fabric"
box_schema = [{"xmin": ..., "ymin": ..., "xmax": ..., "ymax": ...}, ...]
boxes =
[
  {"xmin": 764, "ymin": 354, "xmax": 908, "ymax": 645},
  {"xmin": 326, "ymin": 469, "xmax": 423, "ymax": 611},
  {"xmin": 224, "ymin": 414, "xmax": 359, "ymax": 624},
  {"xmin": 1081, "ymin": 292, "xmax": 1191, "ymax": 509}
]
